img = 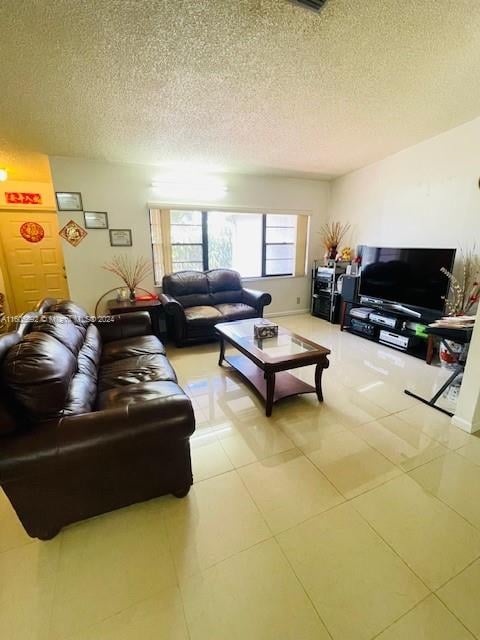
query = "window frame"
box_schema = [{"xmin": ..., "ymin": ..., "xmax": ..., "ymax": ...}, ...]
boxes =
[
  {"xmin": 171, "ymin": 209, "xmax": 296, "ymax": 277},
  {"xmin": 149, "ymin": 208, "xmax": 306, "ymax": 282},
  {"xmin": 169, "ymin": 210, "xmax": 205, "ymax": 272},
  {"xmin": 261, "ymin": 214, "xmax": 296, "ymax": 278}
]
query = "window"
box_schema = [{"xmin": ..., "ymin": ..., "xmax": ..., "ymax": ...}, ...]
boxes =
[
  {"xmin": 170, "ymin": 210, "xmax": 205, "ymax": 271},
  {"xmin": 264, "ymin": 214, "xmax": 296, "ymax": 276},
  {"xmin": 208, "ymin": 212, "xmax": 263, "ymax": 277},
  {"xmin": 149, "ymin": 208, "xmax": 307, "ymax": 283}
]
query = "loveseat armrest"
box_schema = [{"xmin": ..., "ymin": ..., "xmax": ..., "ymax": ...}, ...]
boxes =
[
  {"xmin": 159, "ymin": 294, "xmax": 187, "ymax": 344},
  {"xmin": 96, "ymin": 311, "xmax": 152, "ymax": 343},
  {"xmin": 242, "ymin": 288, "xmax": 272, "ymax": 315},
  {"xmin": 159, "ymin": 293, "xmax": 184, "ymax": 315}
]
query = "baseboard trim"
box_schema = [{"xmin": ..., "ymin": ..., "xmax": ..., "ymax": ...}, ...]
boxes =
[
  {"xmin": 265, "ymin": 309, "xmax": 310, "ymax": 318},
  {"xmin": 451, "ymin": 414, "xmax": 480, "ymax": 434}
]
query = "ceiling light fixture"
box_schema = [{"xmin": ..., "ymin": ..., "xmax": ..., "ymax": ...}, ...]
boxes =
[
  {"xmin": 151, "ymin": 173, "xmax": 228, "ymax": 201},
  {"xmin": 0, "ymin": 168, "xmax": 8, "ymax": 182}
]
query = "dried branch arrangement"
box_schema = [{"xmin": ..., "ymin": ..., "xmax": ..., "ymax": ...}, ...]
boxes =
[
  {"xmin": 441, "ymin": 246, "xmax": 480, "ymax": 315},
  {"xmin": 103, "ymin": 255, "xmax": 151, "ymax": 294},
  {"xmin": 319, "ymin": 221, "xmax": 351, "ymax": 249}
]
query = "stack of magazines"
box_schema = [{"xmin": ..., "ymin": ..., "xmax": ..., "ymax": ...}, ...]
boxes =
[{"xmin": 429, "ymin": 316, "xmax": 476, "ymax": 329}]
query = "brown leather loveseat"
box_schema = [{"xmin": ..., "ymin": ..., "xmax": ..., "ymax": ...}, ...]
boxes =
[
  {"xmin": 0, "ymin": 299, "xmax": 195, "ymax": 540},
  {"xmin": 160, "ymin": 269, "xmax": 272, "ymax": 346}
]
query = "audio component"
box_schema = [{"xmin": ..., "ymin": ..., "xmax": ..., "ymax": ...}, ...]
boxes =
[
  {"xmin": 379, "ymin": 330, "xmax": 411, "ymax": 351},
  {"xmin": 350, "ymin": 319, "xmax": 376, "ymax": 337},
  {"xmin": 350, "ymin": 307, "xmax": 374, "ymax": 320},
  {"xmin": 369, "ymin": 312, "xmax": 397, "ymax": 329}
]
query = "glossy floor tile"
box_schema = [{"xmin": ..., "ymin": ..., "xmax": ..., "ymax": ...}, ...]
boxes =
[
  {"xmin": 50, "ymin": 501, "xmax": 177, "ymax": 639},
  {"xmin": 277, "ymin": 503, "xmax": 428, "ymax": 640},
  {"xmin": 66, "ymin": 587, "xmax": 189, "ymax": 640},
  {"xmin": 375, "ymin": 594, "xmax": 474, "ymax": 640},
  {"xmin": 306, "ymin": 429, "xmax": 402, "ymax": 498},
  {"xmin": 457, "ymin": 434, "xmax": 480, "ymax": 466},
  {"xmin": 0, "ymin": 539, "xmax": 60, "ymax": 640},
  {"xmin": 190, "ymin": 432, "xmax": 234, "ymax": 481},
  {"xmin": 218, "ymin": 417, "xmax": 295, "ymax": 467},
  {"xmin": 181, "ymin": 539, "xmax": 330, "ymax": 640},
  {"xmin": 1, "ymin": 313, "xmax": 479, "ymax": 640},
  {"xmin": 238, "ymin": 448, "xmax": 344, "ymax": 533},
  {"xmin": 437, "ymin": 558, "xmax": 480, "ymax": 639},
  {"xmin": 409, "ymin": 452, "xmax": 480, "ymax": 531},
  {"xmin": 395, "ymin": 403, "xmax": 471, "ymax": 450},
  {"xmin": 163, "ymin": 470, "xmax": 270, "ymax": 581},
  {"xmin": 353, "ymin": 474, "xmax": 480, "ymax": 589},
  {"xmin": 354, "ymin": 414, "xmax": 448, "ymax": 471}
]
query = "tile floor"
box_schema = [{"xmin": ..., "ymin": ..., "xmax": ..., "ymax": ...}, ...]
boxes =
[{"xmin": 1, "ymin": 313, "xmax": 479, "ymax": 639}]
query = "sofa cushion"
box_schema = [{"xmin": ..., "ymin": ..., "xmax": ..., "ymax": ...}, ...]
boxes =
[
  {"xmin": 64, "ymin": 372, "xmax": 98, "ymax": 416},
  {"xmin": 77, "ymin": 325, "xmax": 102, "ymax": 377},
  {"xmin": 101, "ymin": 334, "xmax": 166, "ymax": 365},
  {"xmin": 215, "ymin": 303, "xmax": 257, "ymax": 321},
  {"xmin": 184, "ymin": 305, "xmax": 222, "ymax": 326},
  {"xmin": 96, "ymin": 380, "xmax": 185, "ymax": 411},
  {"xmin": 2, "ymin": 332, "xmax": 78, "ymax": 419},
  {"xmin": 46, "ymin": 301, "xmax": 91, "ymax": 329},
  {"xmin": 207, "ymin": 269, "xmax": 243, "ymax": 305},
  {"xmin": 35, "ymin": 312, "xmax": 86, "ymax": 354},
  {"xmin": 163, "ymin": 271, "xmax": 212, "ymax": 308},
  {"xmin": 98, "ymin": 354, "xmax": 177, "ymax": 392}
]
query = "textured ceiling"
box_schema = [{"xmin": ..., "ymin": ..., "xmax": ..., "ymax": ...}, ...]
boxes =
[{"xmin": 1, "ymin": 0, "xmax": 480, "ymax": 178}]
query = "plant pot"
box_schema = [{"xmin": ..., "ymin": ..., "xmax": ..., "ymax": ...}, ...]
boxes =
[
  {"xmin": 327, "ymin": 245, "xmax": 338, "ymax": 260},
  {"xmin": 439, "ymin": 340, "xmax": 463, "ymax": 369}
]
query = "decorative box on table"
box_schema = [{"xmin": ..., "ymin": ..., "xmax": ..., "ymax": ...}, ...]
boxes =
[{"xmin": 254, "ymin": 320, "xmax": 278, "ymax": 339}]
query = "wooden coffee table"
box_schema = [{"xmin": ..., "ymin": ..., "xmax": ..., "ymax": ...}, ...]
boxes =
[{"xmin": 215, "ymin": 318, "xmax": 330, "ymax": 417}]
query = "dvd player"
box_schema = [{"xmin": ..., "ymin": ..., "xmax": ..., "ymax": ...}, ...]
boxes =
[
  {"xmin": 369, "ymin": 312, "xmax": 397, "ymax": 329},
  {"xmin": 379, "ymin": 330, "xmax": 410, "ymax": 350}
]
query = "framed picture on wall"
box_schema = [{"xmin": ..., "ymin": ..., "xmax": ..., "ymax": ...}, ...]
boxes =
[
  {"xmin": 55, "ymin": 192, "xmax": 83, "ymax": 211},
  {"xmin": 84, "ymin": 211, "xmax": 109, "ymax": 229},
  {"xmin": 109, "ymin": 229, "xmax": 132, "ymax": 246}
]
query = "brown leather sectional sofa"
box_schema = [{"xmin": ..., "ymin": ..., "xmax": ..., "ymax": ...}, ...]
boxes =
[
  {"xmin": 160, "ymin": 269, "xmax": 272, "ymax": 346},
  {"xmin": 0, "ymin": 299, "xmax": 195, "ymax": 540}
]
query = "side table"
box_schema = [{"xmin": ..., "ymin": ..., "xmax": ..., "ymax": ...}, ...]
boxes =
[{"xmin": 106, "ymin": 299, "xmax": 166, "ymax": 340}]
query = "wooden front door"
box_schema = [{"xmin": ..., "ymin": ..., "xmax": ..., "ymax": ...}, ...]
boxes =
[{"xmin": 0, "ymin": 211, "xmax": 69, "ymax": 314}]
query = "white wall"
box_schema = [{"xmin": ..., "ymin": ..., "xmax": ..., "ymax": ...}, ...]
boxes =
[
  {"xmin": 49, "ymin": 157, "xmax": 329, "ymax": 314},
  {"xmin": 328, "ymin": 116, "xmax": 480, "ymax": 250},
  {"xmin": 328, "ymin": 115, "xmax": 480, "ymax": 432}
]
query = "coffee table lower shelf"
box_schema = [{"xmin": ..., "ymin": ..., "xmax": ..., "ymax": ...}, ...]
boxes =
[{"xmin": 223, "ymin": 353, "xmax": 316, "ymax": 416}]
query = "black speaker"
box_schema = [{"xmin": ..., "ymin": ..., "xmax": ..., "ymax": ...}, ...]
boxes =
[{"xmin": 340, "ymin": 275, "xmax": 360, "ymax": 303}]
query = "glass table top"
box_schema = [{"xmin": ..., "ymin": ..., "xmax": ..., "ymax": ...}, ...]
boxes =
[{"xmin": 217, "ymin": 318, "xmax": 323, "ymax": 360}]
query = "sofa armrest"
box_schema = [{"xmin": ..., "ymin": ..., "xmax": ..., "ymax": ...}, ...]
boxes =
[
  {"xmin": 96, "ymin": 311, "xmax": 152, "ymax": 343},
  {"xmin": 0, "ymin": 394, "xmax": 195, "ymax": 482},
  {"xmin": 58, "ymin": 393, "xmax": 195, "ymax": 453},
  {"xmin": 242, "ymin": 288, "xmax": 272, "ymax": 314},
  {"xmin": 159, "ymin": 294, "xmax": 187, "ymax": 344},
  {"xmin": 159, "ymin": 293, "xmax": 184, "ymax": 315}
]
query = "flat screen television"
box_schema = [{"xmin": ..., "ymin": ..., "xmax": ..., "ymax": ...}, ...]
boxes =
[{"xmin": 359, "ymin": 246, "xmax": 456, "ymax": 313}]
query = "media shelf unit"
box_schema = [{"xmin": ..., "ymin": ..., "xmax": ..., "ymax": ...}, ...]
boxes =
[{"xmin": 340, "ymin": 300, "xmax": 440, "ymax": 360}]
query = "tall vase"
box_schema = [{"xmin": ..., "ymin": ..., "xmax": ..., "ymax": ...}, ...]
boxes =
[
  {"xmin": 327, "ymin": 245, "xmax": 338, "ymax": 260},
  {"xmin": 129, "ymin": 288, "xmax": 136, "ymax": 302}
]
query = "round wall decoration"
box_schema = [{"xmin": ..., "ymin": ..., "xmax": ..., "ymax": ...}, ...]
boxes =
[{"xmin": 20, "ymin": 221, "xmax": 45, "ymax": 243}]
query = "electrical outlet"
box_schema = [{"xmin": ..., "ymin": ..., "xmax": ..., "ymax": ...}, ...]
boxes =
[{"xmin": 296, "ymin": 297, "xmax": 301, "ymax": 305}]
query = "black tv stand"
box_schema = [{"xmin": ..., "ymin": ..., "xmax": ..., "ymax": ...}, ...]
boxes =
[{"xmin": 340, "ymin": 300, "xmax": 440, "ymax": 360}]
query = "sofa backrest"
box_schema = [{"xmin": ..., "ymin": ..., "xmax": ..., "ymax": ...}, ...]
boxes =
[
  {"xmin": 163, "ymin": 271, "xmax": 211, "ymax": 308},
  {"xmin": 207, "ymin": 269, "xmax": 243, "ymax": 305},
  {"xmin": 0, "ymin": 330, "xmax": 23, "ymax": 435},
  {"xmin": 163, "ymin": 269, "xmax": 244, "ymax": 307},
  {"xmin": 1, "ymin": 306, "xmax": 101, "ymax": 423}
]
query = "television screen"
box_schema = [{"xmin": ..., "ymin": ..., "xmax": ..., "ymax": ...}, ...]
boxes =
[{"xmin": 359, "ymin": 246, "xmax": 456, "ymax": 312}]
